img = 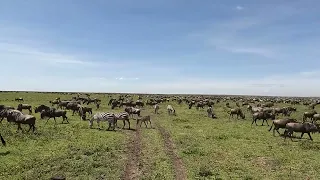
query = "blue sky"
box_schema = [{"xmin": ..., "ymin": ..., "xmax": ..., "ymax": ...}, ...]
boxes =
[{"xmin": 1, "ymin": 0, "xmax": 320, "ymax": 96}]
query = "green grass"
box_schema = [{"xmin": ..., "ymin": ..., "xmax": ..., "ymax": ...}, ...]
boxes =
[{"xmin": 1, "ymin": 92, "xmax": 320, "ymax": 179}]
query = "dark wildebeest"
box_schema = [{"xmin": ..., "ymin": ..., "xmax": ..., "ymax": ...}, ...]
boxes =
[
  {"xmin": 7, "ymin": 110, "xmax": 36, "ymax": 132},
  {"xmin": 229, "ymin": 108, "xmax": 245, "ymax": 119},
  {"xmin": 40, "ymin": 109, "xmax": 69, "ymax": 125},
  {"xmin": 284, "ymin": 122, "xmax": 318, "ymax": 141},
  {"xmin": 251, "ymin": 112, "xmax": 276, "ymax": 126},
  {"xmin": 268, "ymin": 118, "xmax": 297, "ymax": 136},
  {"xmin": 303, "ymin": 111, "xmax": 318, "ymax": 122},
  {"xmin": 15, "ymin": 97, "xmax": 24, "ymax": 102},
  {"xmin": 34, "ymin": 104, "xmax": 51, "ymax": 113},
  {"xmin": 312, "ymin": 114, "xmax": 320, "ymax": 123},
  {"xmin": 125, "ymin": 107, "xmax": 141, "ymax": 118},
  {"xmin": 136, "ymin": 115, "xmax": 152, "ymax": 128},
  {"xmin": 17, "ymin": 104, "xmax": 32, "ymax": 114}
]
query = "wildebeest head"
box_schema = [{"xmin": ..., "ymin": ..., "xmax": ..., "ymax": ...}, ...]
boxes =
[{"xmin": 304, "ymin": 122, "xmax": 318, "ymax": 133}]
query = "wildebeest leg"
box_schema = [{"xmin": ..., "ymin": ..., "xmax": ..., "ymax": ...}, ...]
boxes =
[
  {"xmin": 27, "ymin": 124, "xmax": 32, "ymax": 132},
  {"xmin": 307, "ymin": 132, "xmax": 313, "ymax": 141},
  {"xmin": 122, "ymin": 120, "xmax": 126, "ymax": 129},
  {"xmin": 53, "ymin": 117, "xmax": 57, "ymax": 126},
  {"xmin": 144, "ymin": 121, "xmax": 148, "ymax": 128},
  {"xmin": 17, "ymin": 123, "xmax": 22, "ymax": 132},
  {"xmin": 149, "ymin": 120, "xmax": 152, "ymax": 128},
  {"xmin": 107, "ymin": 122, "xmax": 111, "ymax": 131},
  {"xmin": 127, "ymin": 120, "xmax": 131, "ymax": 129},
  {"xmin": 265, "ymin": 119, "xmax": 269, "ymax": 126},
  {"xmin": 300, "ymin": 132, "xmax": 304, "ymax": 139}
]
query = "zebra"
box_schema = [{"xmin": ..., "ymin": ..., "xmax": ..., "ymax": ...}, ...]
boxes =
[
  {"xmin": 167, "ymin": 105, "xmax": 176, "ymax": 115},
  {"xmin": 154, "ymin": 104, "xmax": 159, "ymax": 114},
  {"xmin": 89, "ymin": 112, "xmax": 116, "ymax": 130},
  {"xmin": 137, "ymin": 115, "xmax": 152, "ymax": 128},
  {"xmin": 114, "ymin": 112, "xmax": 131, "ymax": 129}
]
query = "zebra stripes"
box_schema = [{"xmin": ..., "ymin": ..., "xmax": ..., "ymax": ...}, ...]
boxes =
[
  {"xmin": 114, "ymin": 112, "xmax": 131, "ymax": 129},
  {"xmin": 89, "ymin": 112, "xmax": 116, "ymax": 130}
]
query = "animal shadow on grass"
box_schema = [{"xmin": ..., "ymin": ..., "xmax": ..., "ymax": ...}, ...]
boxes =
[{"xmin": 0, "ymin": 151, "xmax": 10, "ymax": 156}]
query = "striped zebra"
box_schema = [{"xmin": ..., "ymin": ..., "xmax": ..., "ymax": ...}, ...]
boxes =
[
  {"xmin": 114, "ymin": 112, "xmax": 131, "ymax": 129},
  {"xmin": 154, "ymin": 104, "xmax": 159, "ymax": 114},
  {"xmin": 89, "ymin": 112, "xmax": 116, "ymax": 130}
]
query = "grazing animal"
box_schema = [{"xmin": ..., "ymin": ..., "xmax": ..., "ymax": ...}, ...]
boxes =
[
  {"xmin": 303, "ymin": 111, "xmax": 318, "ymax": 122},
  {"xmin": 229, "ymin": 108, "xmax": 245, "ymax": 119},
  {"xmin": 89, "ymin": 112, "xmax": 116, "ymax": 130},
  {"xmin": 268, "ymin": 118, "xmax": 297, "ymax": 136},
  {"xmin": 154, "ymin": 104, "xmax": 160, "ymax": 114},
  {"xmin": 207, "ymin": 106, "xmax": 217, "ymax": 118},
  {"xmin": 136, "ymin": 115, "xmax": 152, "ymax": 128},
  {"xmin": 125, "ymin": 107, "xmax": 141, "ymax": 118},
  {"xmin": 0, "ymin": 134, "xmax": 5, "ymax": 146},
  {"xmin": 34, "ymin": 105, "xmax": 51, "ymax": 113},
  {"xmin": 251, "ymin": 112, "xmax": 275, "ymax": 126},
  {"xmin": 6, "ymin": 110, "xmax": 36, "ymax": 132},
  {"xmin": 15, "ymin": 97, "xmax": 24, "ymax": 102},
  {"xmin": 17, "ymin": 104, "xmax": 32, "ymax": 114},
  {"xmin": 114, "ymin": 112, "xmax": 131, "ymax": 129},
  {"xmin": 312, "ymin": 114, "xmax": 320, "ymax": 123},
  {"xmin": 167, "ymin": 105, "xmax": 176, "ymax": 115},
  {"xmin": 284, "ymin": 122, "xmax": 318, "ymax": 141},
  {"xmin": 40, "ymin": 109, "xmax": 68, "ymax": 125}
]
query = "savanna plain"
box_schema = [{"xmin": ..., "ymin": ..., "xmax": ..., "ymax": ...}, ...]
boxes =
[{"xmin": 0, "ymin": 92, "xmax": 320, "ymax": 180}]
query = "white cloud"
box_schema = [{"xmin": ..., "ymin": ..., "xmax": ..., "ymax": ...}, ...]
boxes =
[
  {"xmin": 236, "ymin": 6, "xmax": 244, "ymax": 10},
  {"xmin": 1, "ymin": 71, "xmax": 320, "ymax": 97}
]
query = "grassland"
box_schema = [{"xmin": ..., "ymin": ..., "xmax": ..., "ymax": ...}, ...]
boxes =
[{"xmin": 1, "ymin": 92, "xmax": 320, "ymax": 180}]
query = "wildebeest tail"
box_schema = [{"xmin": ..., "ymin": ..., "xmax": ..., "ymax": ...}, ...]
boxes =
[{"xmin": 0, "ymin": 134, "xmax": 6, "ymax": 146}]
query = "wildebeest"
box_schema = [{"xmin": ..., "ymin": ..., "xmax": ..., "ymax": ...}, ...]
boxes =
[
  {"xmin": 251, "ymin": 112, "xmax": 275, "ymax": 126},
  {"xmin": 89, "ymin": 112, "xmax": 116, "ymax": 130},
  {"xmin": 207, "ymin": 106, "xmax": 217, "ymax": 119},
  {"xmin": 0, "ymin": 134, "xmax": 5, "ymax": 146},
  {"xmin": 125, "ymin": 107, "xmax": 141, "ymax": 118},
  {"xmin": 303, "ymin": 111, "xmax": 318, "ymax": 122},
  {"xmin": 136, "ymin": 115, "xmax": 152, "ymax": 128},
  {"xmin": 15, "ymin": 97, "xmax": 24, "ymax": 102},
  {"xmin": 312, "ymin": 114, "xmax": 320, "ymax": 123},
  {"xmin": 268, "ymin": 118, "xmax": 297, "ymax": 136},
  {"xmin": 34, "ymin": 104, "xmax": 51, "ymax": 113},
  {"xmin": 17, "ymin": 104, "xmax": 32, "ymax": 114},
  {"xmin": 284, "ymin": 122, "xmax": 318, "ymax": 141},
  {"xmin": 229, "ymin": 108, "xmax": 245, "ymax": 119},
  {"xmin": 40, "ymin": 109, "xmax": 68, "ymax": 125},
  {"xmin": 167, "ymin": 105, "xmax": 176, "ymax": 115},
  {"xmin": 154, "ymin": 104, "xmax": 160, "ymax": 114},
  {"xmin": 6, "ymin": 110, "xmax": 36, "ymax": 132}
]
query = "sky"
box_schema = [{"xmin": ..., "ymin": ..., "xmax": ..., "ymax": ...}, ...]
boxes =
[{"xmin": 1, "ymin": 0, "xmax": 320, "ymax": 97}]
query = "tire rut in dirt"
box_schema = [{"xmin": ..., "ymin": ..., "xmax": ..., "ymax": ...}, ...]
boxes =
[
  {"xmin": 156, "ymin": 123, "xmax": 187, "ymax": 180},
  {"xmin": 122, "ymin": 128, "xmax": 142, "ymax": 180}
]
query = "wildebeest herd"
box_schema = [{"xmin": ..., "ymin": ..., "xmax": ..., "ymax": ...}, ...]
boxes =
[{"xmin": 1, "ymin": 93, "xmax": 320, "ymax": 147}]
